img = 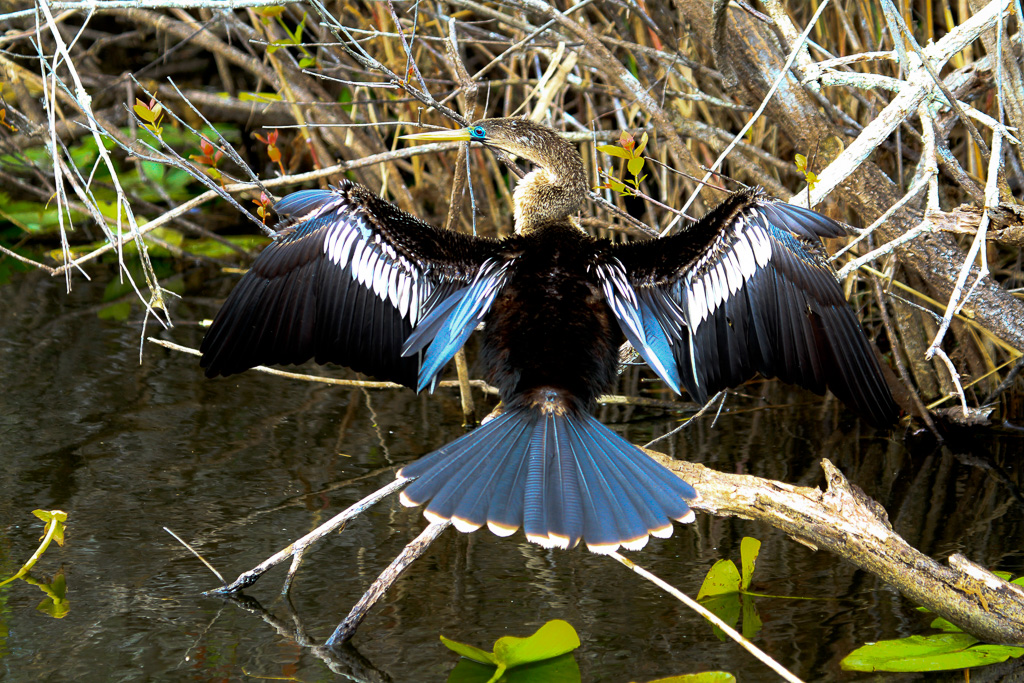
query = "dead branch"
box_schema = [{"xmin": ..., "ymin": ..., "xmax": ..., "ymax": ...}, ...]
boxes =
[{"xmin": 660, "ymin": 455, "xmax": 1024, "ymax": 646}]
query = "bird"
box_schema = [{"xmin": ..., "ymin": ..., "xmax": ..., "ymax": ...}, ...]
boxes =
[{"xmin": 199, "ymin": 117, "xmax": 898, "ymax": 553}]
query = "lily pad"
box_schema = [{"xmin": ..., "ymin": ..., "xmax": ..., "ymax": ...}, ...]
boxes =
[
  {"xmin": 841, "ymin": 633, "xmax": 1024, "ymax": 672},
  {"xmin": 442, "ymin": 619, "xmax": 581, "ymax": 683}
]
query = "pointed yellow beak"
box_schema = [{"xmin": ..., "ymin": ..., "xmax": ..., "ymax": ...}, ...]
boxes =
[{"xmin": 400, "ymin": 127, "xmax": 473, "ymax": 142}]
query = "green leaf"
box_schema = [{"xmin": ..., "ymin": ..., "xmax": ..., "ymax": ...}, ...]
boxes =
[
  {"xmin": 597, "ymin": 145, "xmax": 632, "ymax": 160},
  {"xmin": 239, "ymin": 91, "xmax": 283, "ymax": 103},
  {"xmin": 32, "ymin": 571, "xmax": 69, "ymax": 619},
  {"xmin": 739, "ymin": 537, "xmax": 760, "ymax": 591},
  {"xmin": 448, "ymin": 653, "xmax": 580, "ymax": 683},
  {"xmin": 299, "ymin": 57, "xmax": 317, "ymax": 69},
  {"xmin": 184, "ymin": 234, "xmax": 269, "ymax": 259},
  {"xmin": 740, "ymin": 595, "xmax": 762, "ymax": 640},
  {"xmin": 133, "ymin": 102, "xmax": 157, "ymax": 124},
  {"xmin": 929, "ymin": 616, "xmax": 961, "ymax": 632},
  {"xmin": 441, "ymin": 635, "xmax": 497, "ymax": 665},
  {"xmin": 141, "ymin": 160, "xmax": 165, "ymax": 182},
  {"xmin": 447, "ymin": 658, "xmax": 500, "ymax": 683},
  {"xmin": 841, "ymin": 633, "xmax": 1024, "ymax": 672},
  {"xmin": 441, "ymin": 619, "xmax": 580, "ymax": 683},
  {"xmin": 627, "ymin": 156, "xmax": 644, "ymax": 177},
  {"xmin": 492, "ymin": 619, "xmax": 580, "ymax": 670},
  {"xmin": 634, "ymin": 131, "xmax": 649, "ymax": 157},
  {"xmin": 641, "ymin": 673, "xmax": 736, "ymax": 683},
  {"xmin": 697, "ymin": 559, "xmax": 741, "ymax": 599},
  {"xmin": 98, "ymin": 301, "xmax": 132, "ymax": 321},
  {"xmin": 698, "ymin": 593, "xmax": 740, "ymax": 642}
]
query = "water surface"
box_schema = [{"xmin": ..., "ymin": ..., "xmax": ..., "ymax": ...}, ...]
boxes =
[{"xmin": 1, "ymin": 266, "xmax": 1022, "ymax": 682}]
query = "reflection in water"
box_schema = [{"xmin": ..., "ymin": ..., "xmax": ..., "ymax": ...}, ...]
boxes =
[{"xmin": 0, "ymin": 268, "xmax": 1021, "ymax": 681}]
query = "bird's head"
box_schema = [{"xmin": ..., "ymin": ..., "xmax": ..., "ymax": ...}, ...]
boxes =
[{"xmin": 403, "ymin": 118, "xmax": 588, "ymax": 234}]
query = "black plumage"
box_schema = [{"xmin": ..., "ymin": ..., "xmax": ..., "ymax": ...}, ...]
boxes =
[{"xmin": 200, "ymin": 117, "xmax": 898, "ymax": 552}]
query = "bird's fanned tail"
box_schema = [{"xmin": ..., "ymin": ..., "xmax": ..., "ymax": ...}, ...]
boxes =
[{"xmin": 398, "ymin": 395, "xmax": 697, "ymax": 553}]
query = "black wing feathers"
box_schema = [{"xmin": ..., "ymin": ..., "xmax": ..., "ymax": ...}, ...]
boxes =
[
  {"xmin": 615, "ymin": 188, "xmax": 897, "ymax": 427},
  {"xmin": 200, "ymin": 181, "xmax": 499, "ymax": 386}
]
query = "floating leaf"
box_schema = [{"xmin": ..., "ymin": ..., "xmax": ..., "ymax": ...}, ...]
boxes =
[
  {"xmin": 697, "ymin": 559, "xmax": 741, "ymax": 599},
  {"xmin": 442, "ymin": 619, "xmax": 581, "ymax": 683},
  {"xmin": 739, "ymin": 537, "xmax": 760, "ymax": 591},
  {"xmin": 740, "ymin": 593, "xmax": 762, "ymax": 640},
  {"xmin": 493, "ymin": 619, "xmax": 580, "ymax": 670},
  {"xmin": 448, "ymin": 653, "xmax": 580, "ymax": 683},
  {"xmin": 28, "ymin": 570, "xmax": 69, "ymax": 619},
  {"xmin": 699, "ymin": 593, "xmax": 741, "ymax": 642},
  {"xmin": 442, "ymin": 635, "xmax": 498, "ymax": 665},
  {"xmin": 640, "ymin": 673, "xmax": 736, "ymax": 683},
  {"xmin": 841, "ymin": 633, "xmax": 1024, "ymax": 672}
]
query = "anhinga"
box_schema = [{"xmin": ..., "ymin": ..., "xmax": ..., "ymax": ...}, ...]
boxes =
[{"xmin": 200, "ymin": 117, "xmax": 898, "ymax": 553}]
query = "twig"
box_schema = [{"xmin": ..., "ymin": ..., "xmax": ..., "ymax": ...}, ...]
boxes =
[
  {"xmin": 324, "ymin": 520, "xmax": 450, "ymax": 647},
  {"xmin": 208, "ymin": 478, "xmax": 408, "ymax": 595},
  {"xmin": 164, "ymin": 527, "xmax": 225, "ymax": 584},
  {"xmin": 676, "ymin": 0, "xmax": 831, "ymax": 227},
  {"xmin": 609, "ymin": 552, "xmax": 804, "ymax": 683},
  {"xmin": 804, "ymin": 0, "xmax": 1012, "ymax": 207}
]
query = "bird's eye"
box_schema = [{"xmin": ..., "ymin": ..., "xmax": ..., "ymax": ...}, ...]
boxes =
[{"xmin": 471, "ymin": 126, "xmax": 487, "ymax": 139}]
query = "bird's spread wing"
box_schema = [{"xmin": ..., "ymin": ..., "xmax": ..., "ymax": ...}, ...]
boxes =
[
  {"xmin": 612, "ymin": 188, "xmax": 897, "ymax": 427},
  {"xmin": 402, "ymin": 258, "xmax": 512, "ymax": 392},
  {"xmin": 200, "ymin": 181, "xmax": 500, "ymax": 387}
]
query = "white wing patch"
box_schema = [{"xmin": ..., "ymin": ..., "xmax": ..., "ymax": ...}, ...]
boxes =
[
  {"xmin": 593, "ymin": 259, "xmax": 645, "ymax": 345},
  {"xmin": 683, "ymin": 211, "xmax": 774, "ymax": 331},
  {"xmin": 317, "ymin": 201, "xmax": 429, "ymax": 326}
]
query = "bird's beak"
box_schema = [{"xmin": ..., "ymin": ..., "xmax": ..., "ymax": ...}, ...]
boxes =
[{"xmin": 400, "ymin": 127, "xmax": 473, "ymax": 142}]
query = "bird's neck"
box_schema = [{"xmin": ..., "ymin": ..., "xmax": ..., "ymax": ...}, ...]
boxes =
[{"xmin": 513, "ymin": 155, "xmax": 588, "ymax": 235}]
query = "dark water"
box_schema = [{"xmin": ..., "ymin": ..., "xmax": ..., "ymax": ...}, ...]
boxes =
[{"xmin": 1, "ymin": 265, "xmax": 1022, "ymax": 682}]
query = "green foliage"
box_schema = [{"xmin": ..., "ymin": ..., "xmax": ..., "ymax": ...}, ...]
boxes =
[
  {"xmin": 23, "ymin": 570, "xmax": 69, "ymax": 619},
  {"xmin": 0, "ymin": 510, "xmax": 71, "ymax": 618},
  {"xmin": 447, "ymin": 654, "xmax": 579, "ymax": 683},
  {"xmin": 842, "ymin": 572, "xmax": 1024, "ymax": 672},
  {"xmin": 256, "ymin": 6, "xmax": 317, "ymax": 68},
  {"xmin": 794, "ymin": 154, "xmax": 818, "ymax": 191},
  {"xmin": 441, "ymin": 619, "xmax": 581, "ymax": 683},
  {"xmin": 638, "ymin": 673, "xmax": 736, "ymax": 683},
  {"xmin": 841, "ymin": 634, "xmax": 1024, "ymax": 672},
  {"xmin": 597, "ymin": 131, "xmax": 648, "ymax": 195},
  {"xmin": 696, "ymin": 537, "xmax": 763, "ymax": 641},
  {"xmin": 133, "ymin": 98, "xmax": 165, "ymax": 140}
]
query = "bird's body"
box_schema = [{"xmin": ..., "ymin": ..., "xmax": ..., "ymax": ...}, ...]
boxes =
[{"xmin": 201, "ymin": 117, "xmax": 898, "ymax": 553}]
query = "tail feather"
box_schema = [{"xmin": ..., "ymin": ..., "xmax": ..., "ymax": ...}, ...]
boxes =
[
  {"xmin": 571, "ymin": 415, "xmax": 691, "ymax": 549},
  {"xmin": 568, "ymin": 419, "xmax": 658, "ymax": 550},
  {"xmin": 401, "ymin": 410, "xmax": 519, "ymax": 522},
  {"xmin": 485, "ymin": 422, "xmax": 533, "ymax": 536},
  {"xmin": 398, "ymin": 401, "xmax": 697, "ymax": 553},
  {"xmin": 563, "ymin": 424, "xmax": 645, "ymax": 551}
]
